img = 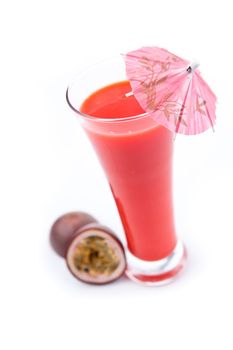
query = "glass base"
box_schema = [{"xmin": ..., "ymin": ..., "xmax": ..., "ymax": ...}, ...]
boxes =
[{"xmin": 125, "ymin": 240, "xmax": 186, "ymax": 286}]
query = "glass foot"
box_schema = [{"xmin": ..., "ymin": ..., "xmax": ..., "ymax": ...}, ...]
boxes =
[{"xmin": 125, "ymin": 240, "xmax": 187, "ymax": 286}]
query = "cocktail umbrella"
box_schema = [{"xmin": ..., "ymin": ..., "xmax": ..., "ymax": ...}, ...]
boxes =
[{"xmin": 124, "ymin": 47, "xmax": 216, "ymax": 135}]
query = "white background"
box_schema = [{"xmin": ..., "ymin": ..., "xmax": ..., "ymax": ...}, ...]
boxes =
[{"xmin": 0, "ymin": 0, "xmax": 233, "ymax": 349}]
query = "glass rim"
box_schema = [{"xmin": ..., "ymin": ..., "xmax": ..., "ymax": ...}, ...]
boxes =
[{"xmin": 66, "ymin": 55, "xmax": 150, "ymax": 124}]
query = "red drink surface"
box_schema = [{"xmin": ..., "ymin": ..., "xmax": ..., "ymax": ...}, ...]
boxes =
[{"xmin": 81, "ymin": 81, "xmax": 177, "ymax": 261}]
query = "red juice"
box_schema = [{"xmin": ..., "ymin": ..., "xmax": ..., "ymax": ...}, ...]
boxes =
[{"xmin": 80, "ymin": 81, "xmax": 177, "ymax": 261}]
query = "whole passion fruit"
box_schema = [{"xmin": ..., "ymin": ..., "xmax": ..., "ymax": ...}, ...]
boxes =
[
  {"xmin": 50, "ymin": 212, "xmax": 97, "ymax": 257},
  {"xmin": 66, "ymin": 223, "xmax": 126, "ymax": 284}
]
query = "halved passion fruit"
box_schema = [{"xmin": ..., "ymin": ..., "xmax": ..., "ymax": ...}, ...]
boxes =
[{"xmin": 66, "ymin": 224, "xmax": 126, "ymax": 284}]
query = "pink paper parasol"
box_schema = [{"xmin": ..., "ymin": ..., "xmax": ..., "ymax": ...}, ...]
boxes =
[{"xmin": 124, "ymin": 47, "xmax": 216, "ymax": 135}]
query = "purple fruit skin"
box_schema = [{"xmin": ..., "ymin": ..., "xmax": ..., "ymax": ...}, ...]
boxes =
[{"xmin": 50, "ymin": 212, "xmax": 97, "ymax": 257}]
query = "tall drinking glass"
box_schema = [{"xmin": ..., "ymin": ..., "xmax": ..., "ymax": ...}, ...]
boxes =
[{"xmin": 66, "ymin": 56, "xmax": 186, "ymax": 286}]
